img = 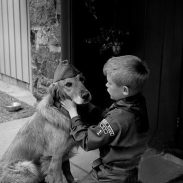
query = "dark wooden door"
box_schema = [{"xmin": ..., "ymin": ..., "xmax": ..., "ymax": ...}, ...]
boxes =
[
  {"xmin": 175, "ymin": 50, "xmax": 183, "ymax": 150},
  {"xmin": 144, "ymin": 0, "xmax": 183, "ymax": 149},
  {"xmin": 70, "ymin": 0, "xmax": 146, "ymax": 108}
]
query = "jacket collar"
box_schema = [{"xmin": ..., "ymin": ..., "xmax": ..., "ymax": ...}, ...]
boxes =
[{"xmin": 109, "ymin": 93, "xmax": 143, "ymax": 110}]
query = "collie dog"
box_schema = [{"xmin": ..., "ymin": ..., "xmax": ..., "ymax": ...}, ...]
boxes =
[{"xmin": 0, "ymin": 61, "xmax": 92, "ymax": 183}]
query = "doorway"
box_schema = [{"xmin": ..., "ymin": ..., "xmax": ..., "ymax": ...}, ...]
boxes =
[
  {"xmin": 70, "ymin": 0, "xmax": 145, "ymax": 108},
  {"xmin": 61, "ymin": 0, "xmax": 183, "ymax": 151}
]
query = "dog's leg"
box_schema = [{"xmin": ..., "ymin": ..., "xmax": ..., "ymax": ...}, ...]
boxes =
[
  {"xmin": 44, "ymin": 155, "xmax": 63, "ymax": 183},
  {"xmin": 62, "ymin": 160, "xmax": 76, "ymax": 183},
  {"xmin": 41, "ymin": 156, "xmax": 76, "ymax": 183}
]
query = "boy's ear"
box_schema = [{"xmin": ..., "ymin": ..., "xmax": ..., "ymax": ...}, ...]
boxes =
[{"xmin": 122, "ymin": 86, "xmax": 129, "ymax": 96}]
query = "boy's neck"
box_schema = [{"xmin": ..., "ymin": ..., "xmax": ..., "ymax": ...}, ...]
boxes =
[{"xmin": 117, "ymin": 92, "xmax": 142, "ymax": 102}]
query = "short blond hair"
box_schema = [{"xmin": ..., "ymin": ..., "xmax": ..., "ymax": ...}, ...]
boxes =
[{"xmin": 103, "ymin": 55, "xmax": 150, "ymax": 92}]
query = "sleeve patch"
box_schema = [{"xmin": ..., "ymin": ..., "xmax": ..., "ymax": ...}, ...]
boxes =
[{"xmin": 99, "ymin": 119, "xmax": 114, "ymax": 136}]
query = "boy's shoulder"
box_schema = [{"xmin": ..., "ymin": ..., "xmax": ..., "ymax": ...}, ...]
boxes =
[{"xmin": 105, "ymin": 104, "xmax": 135, "ymax": 126}]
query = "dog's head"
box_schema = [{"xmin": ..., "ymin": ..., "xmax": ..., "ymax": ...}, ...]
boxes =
[
  {"xmin": 49, "ymin": 60, "xmax": 91, "ymax": 107},
  {"xmin": 49, "ymin": 74, "xmax": 91, "ymax": 105}
]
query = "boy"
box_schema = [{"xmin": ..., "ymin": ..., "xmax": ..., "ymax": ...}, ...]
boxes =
[{"xmin": 62, "ymin": 55, "xmax": 150, "ymax": 182}]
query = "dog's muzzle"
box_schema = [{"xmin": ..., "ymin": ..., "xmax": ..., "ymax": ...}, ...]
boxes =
[{"xmin": 81, "ymin": 90, "xmax": 91, "ymax": 102}]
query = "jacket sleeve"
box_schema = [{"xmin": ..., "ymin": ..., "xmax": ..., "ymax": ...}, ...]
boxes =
[{"xmin": 70, "ymin": 116, "xmax": 118, "ymax": 151}]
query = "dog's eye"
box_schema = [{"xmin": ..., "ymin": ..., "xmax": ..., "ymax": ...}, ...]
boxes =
[{"xmin": 65, "ymin": 82, "xmax": 72, "ymax": 87}]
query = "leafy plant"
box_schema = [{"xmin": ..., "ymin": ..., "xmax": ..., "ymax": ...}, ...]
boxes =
[{"xmin": 86, "ymin": 27, "xmax": 130, "ymax": 56}]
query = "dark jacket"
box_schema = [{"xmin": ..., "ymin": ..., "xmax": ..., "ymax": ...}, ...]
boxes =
[{"xmin": 71, "ymin": 93, "xmax": 149, "ymax": 169}]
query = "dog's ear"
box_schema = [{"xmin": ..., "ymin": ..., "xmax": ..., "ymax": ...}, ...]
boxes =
[
  {"xmin": 49, "ymin": 83, "xmax": 58, "ymax": 98},
  {"xmin": 48, "ymin": 82, "xmax": 68, "ymax": 103},
  {"xmin": 48, "ymin": 83, "xmax": 58, "ymax": 105},
  {"xmin": 56, "ymin": 83, "xmax": 69, "ymax": 102}
]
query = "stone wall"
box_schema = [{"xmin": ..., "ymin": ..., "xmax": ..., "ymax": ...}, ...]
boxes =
[{"xmin": 29, "ymin": 0, "xmax": 61, "ymax": 100}]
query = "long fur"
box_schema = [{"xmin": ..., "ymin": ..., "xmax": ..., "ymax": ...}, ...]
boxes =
[
  {"xmin": 0, "ymin": 75, "xmax": 91, "ymax": 183},
  {"xmin": 37, "ymin": 95, "xmax": 71, "ymax": 131}
]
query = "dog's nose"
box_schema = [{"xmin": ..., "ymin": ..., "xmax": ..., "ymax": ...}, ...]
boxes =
[{"xmin": 81, "ymin": 91, "xmax": 90, "ymax": 100}]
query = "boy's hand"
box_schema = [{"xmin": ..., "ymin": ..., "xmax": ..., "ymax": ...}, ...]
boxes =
[{"xmin": 61, "ymin": 99, "xmax": 78, "ymax": 118}]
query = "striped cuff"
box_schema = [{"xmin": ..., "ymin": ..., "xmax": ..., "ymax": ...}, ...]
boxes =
[{"xmin": 71, "ymin": 116, "xmax": 82, "ymax": 129}]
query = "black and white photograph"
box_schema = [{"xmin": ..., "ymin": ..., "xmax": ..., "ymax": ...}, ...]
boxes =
[{"xmin": 0, "ymin": 0, "xmax": 183, "ymax": 182}]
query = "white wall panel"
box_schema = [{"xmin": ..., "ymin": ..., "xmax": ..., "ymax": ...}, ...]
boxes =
[
  {"xmin": 0, "ymin": 0, "xmax": 5, "ymax": 74},
  {"xmin": 0, "ymin": 0, "xmax": 30, "ymax": 83}
]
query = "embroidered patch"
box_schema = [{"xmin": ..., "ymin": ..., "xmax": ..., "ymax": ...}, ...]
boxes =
[
  {"xmin": 99, "ymin": 119, "xmax": 114, "ymax": 136},
  {"xmin": 96, "ymin": 129, "xmax": 103, "ymax": 136}
]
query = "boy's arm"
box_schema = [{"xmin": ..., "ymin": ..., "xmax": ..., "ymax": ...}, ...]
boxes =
[
  {"xmin": 70, "ymin": 115, "xmax": 118, "ymax": 151},
  {"xmin": 61, "ymin": 99, "xmax": 118, "ymax": 151}
]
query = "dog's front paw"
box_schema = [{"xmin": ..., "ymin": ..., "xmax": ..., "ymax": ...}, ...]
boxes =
[
  {"xmin": 45, "ymin": 174, "xmax": 54, "ymax": 183},
  {"xmin": 45, "ymin": 174, "xmax": 63, "ymax": 183}
]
